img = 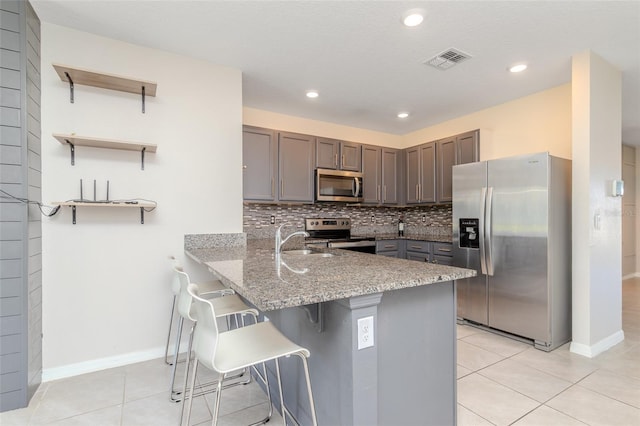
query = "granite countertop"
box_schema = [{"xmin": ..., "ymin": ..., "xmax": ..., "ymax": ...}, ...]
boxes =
[{"xmin": 186, "ymin": 239, "xmax": 475, "ymax": 312}]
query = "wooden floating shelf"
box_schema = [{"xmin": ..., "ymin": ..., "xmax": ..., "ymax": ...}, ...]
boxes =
[
  {"xmin": 53, "ymin": 201, "xmax": 156, "ymax": 224},
  {"xmin": 53, "ymin": 63, "xmax": 157, "ymax": 97},
  {"xmin": 54, "ymin": 201, "xmax": 156, "ymax": 208},
  {"xmin": 53, "ymin": 133, "xmax": 157, "ymax": 153},
  {"xmin": 53, "ymin": 133, "xmax": 156, "ymax": 169}
]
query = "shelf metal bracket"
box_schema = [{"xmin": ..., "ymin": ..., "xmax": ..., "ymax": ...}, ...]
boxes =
[
  {"xmin": 141, "ymin": 147, "xmax": 146, "ymax": 170},
  {"xmin": 71, "ymin": 205, "xmax": 77, "ymax": 224},
  {"xmin": 65, "ymin": 72, "xmax": 75, "ymax": 103},
  {"xmin": 141, "ymin": 85, "xmax": 146, "ymax": 113},
  {"xmin": 140, "ymin": 207, "xmax": 145, "ymax": 224},
  {"xmin": 66, "ymin": 140, "xmax": 75, "ymax": 165}
]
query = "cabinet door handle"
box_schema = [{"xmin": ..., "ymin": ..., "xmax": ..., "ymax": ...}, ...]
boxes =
[
  {"xmin": 280, "ymin": 180, "xmax": 284, "ymax": 196},
  {"xmin": 377, "ymin": 185, "xmax": 381, "ymax": 201},
  {"xmin": 383, "ymin": 185, "xmax": 387, "ymax": 202},
  {"xmin": 415, "ymin": 184, "xmax": 419, "ymax": 201},
  {"xmin": 384, "ymin": 244, "xmax": 395, "ymax": 248},
  {"xmin": 271, "ymin": 178, "xmax": 274, "ymax": 197},
  {"xmin": 438, "ymin": 248, "xmax": 452, "ymax": 252},
  {"xmin": 341, "ymin": 154, "xmax": 345, "ymax": 168},
  {"xmin": 410, "ymin": 245, "xmax": 422, "ymax": 250},
  {"xmin": 335, "ymin": 153, "xmax": 338, "ymax": 168}
]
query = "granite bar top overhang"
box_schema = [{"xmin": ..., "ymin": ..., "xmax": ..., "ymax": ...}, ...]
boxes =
[{"xmin": 186, "ymin": 239, "xmax": 475, "ymax": 312}]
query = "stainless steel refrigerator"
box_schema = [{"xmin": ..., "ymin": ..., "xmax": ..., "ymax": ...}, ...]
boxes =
[{"xmin": 453, "ymin": 152, "xmax": 572, "ymax": 351}]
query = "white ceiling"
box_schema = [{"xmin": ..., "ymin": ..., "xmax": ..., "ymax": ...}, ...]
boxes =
[{"xmin": 31, "ymin": 1, "xmax": 640, "ymax": 144}]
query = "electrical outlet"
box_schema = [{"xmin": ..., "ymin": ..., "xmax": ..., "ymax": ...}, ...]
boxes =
[
  {"xmin": 357, "ymin": 316, "xmax": 374, "ymax": 350},
  {"xmin": 422, "ymin": 215, "xmax": 426, "ymax": 223},
  {"xmin": 370, "ymin": 215, "xmax": 375, "ymax": 223},
  {"xmin": 270, "ymin": 215, "xmax": 275, "ymax": 224}
]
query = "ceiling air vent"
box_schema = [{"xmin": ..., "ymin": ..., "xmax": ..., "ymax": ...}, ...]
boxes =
[{"xmin": 425, "ymin": 48, "xmax": 472, "ymax": 70}]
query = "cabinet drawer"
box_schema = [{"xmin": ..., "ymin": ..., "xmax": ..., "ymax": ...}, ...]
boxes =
[
  {"xmin": 432, "ymin": 242, "xmax": 453, "ymax": 257},
  {"xmin": 406, "ymin": 252, "xmax": 429, "ymax": 262},
  {"xmin": 405, "ymin": 240, "xmax": 431, "ymax": 253},
  {"xmin": 376, "ymin": 240, "xmax": 399, "ymax": 252},
  {"xmin": 432, "ymin": 255, "xmax": 453, "ymax": 266}
]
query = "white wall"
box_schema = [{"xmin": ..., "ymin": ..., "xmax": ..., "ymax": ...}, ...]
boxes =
[
  {"xmin": 245, "ymin": 84, "xmax": 572, "ymax": 161},
  {"xmin": 403, "ymin": 84, "xmax": 572, "ymax": 159},
  {"xmin": 40, "ymin": 24, "xmax": 243, "ymax": 378},
  {"xmin": 243, "ymin": 107, "xmax": 403, "ymax": 148},
  {"xmin": 571, "ymin": 51, "xmax": 623, "ymax": 357}
]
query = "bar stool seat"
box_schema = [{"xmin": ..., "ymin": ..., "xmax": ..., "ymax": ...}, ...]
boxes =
[
  {"xmin": 170, "ymin": 267, "xmax": 258, "ymax": 406},
  {"xmin": 165, "ymin": 257, "xmax": 234, "ymax": 365},
  {"xmin": 184, "ymin": 283, "xmax": 318, "ymax": 426}
]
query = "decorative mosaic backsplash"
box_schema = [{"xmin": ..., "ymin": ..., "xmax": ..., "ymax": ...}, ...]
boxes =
[{"xmin": 243, "ymin": 202, "xmax": 452, "ymax": 239}]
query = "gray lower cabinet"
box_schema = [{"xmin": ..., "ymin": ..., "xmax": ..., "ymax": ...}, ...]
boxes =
[
  {"xmin": 316, "ymin": 137, "xmax": 361, "ymax": 171},
  {"xmin": 243, "ymin": 126, "xmax": 277, "ymax": 201},
  {"xmin": 432, "ymin": 242, "xmax": 453, "ymax": 265},
  {"xmin": 362, "ymin": 145, "xmax": 398, "ymax": 205},
  {"xmin": 437, "ymin": 130, "xmax": 479, "ymax": 203},
  {"xmin": 405, "ymin": 240, "xmax": 431, "ymax": 262},
  {"xmin": 278, "ymin": 132, "xmax": 315, "ymax": 202},
  {"xmin": 406, "ymin": 142, "xmax": 436, "ymax": 204},
  {"xmin": 376, "ymin": 240, "xmax": 405, "ymax": 258}
]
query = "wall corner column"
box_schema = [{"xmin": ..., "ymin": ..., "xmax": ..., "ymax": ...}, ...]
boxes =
[{"xmin": 571, "ymin": 50, "xmax": 624, "ymax": 357}]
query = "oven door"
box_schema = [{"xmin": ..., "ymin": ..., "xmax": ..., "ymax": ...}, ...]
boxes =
[{"xmin": 316, "ymin": 169, "xmax": 364, "ymax": 202}]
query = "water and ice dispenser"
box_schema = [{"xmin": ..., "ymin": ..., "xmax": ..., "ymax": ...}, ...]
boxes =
[{"xmin": 459, "ymin": 218, "xmax": 479, "ymax": 249}]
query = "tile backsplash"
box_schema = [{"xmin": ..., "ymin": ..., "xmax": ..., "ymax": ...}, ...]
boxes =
[{"xmin": 244, "ymin": 203, "xmax": 452, "ymax": 239}]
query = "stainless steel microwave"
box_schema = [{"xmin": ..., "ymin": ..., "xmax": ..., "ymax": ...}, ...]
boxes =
[{"xmin": 315, "ymin": 168, "xmax": 363, "ymax": 202}]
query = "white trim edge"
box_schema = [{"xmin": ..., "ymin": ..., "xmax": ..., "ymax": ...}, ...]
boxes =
[
  {"xmin": 622, "ymin": 272, "xmax": 640, "ymax": 280},
  {"xmin": 42, "ymin": 346, "xmax": 168, "ymax": 382},
  {"xmin": 569, "ymin": 330, "xmax": 625, "ymax": 358}
]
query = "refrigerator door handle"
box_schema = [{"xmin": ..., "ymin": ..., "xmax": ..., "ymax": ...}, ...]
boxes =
[
  {"xmin": 485, "ymin": 186, "xmax": 494, "ymax": 276},
  {"xmin": 479, "ymin": 187, "xmax": 487, "ymax": 275}
]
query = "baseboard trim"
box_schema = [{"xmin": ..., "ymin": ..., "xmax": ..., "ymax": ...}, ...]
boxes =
[
  {"xmin": 42, "ymin": 346, "xmax": 170, "ymax": 382},
  {"xmin": 622, "ymin": 272, "xmax": 640, "ymax": 280},
  {"xmin": 570, "ymin": 330, "xmax": 625, "ymax": 358}
]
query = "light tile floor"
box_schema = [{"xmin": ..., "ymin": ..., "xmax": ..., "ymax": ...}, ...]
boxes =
[{"xmin": 2, "ymin": 279, "xmax": 639, "ymax": 426}]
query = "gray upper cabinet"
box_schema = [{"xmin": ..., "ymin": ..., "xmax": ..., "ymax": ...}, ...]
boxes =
[
  {"xmin": 406, "ymin": 142, "xmax": 436, "ymax": 204},
  {"xmin": 243, "ymin": 126, "xmax": 277, "ymax": 201},
  {"xmin": 316, "ymin": 137, "xmax": 361, "ymax": 171},
  {"xmin": 362, "ymin": 145, "xmax": 398, "ymax": 205},
  {"xmin": 437, "ymin": 130, "xmax": 479, "ymax": 202},
  {"xmin": 341, "ymin": 141, "xmax": 361, "ymax": 171},
  {"xmin": 362, "ymin": 145, "xmax": 382, "ymax": 203},
  {"xmin": 382, "ymin": 148, "xmax": 398, "ymax": 204},
  {"xmin": 279, "ymin": 132, "xmax": 315, "ymax": 202}
]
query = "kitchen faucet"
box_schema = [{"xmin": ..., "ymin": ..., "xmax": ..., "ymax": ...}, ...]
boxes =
[{"xmin": 275, "ymin": 223, "xmax": 310, "ymax": 254}]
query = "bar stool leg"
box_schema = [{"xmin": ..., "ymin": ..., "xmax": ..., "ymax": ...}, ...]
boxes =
[
  {"xmin": 165, "ymin": 295, "xmax": 177, "ymax": 365},
  {"xmin": 169, "ymin": 316, "xmax": 184, "ymax": 401},
  {"xmin": 212, "ymin": 375, "xmax": 224, "ymax": 426},
  {"xmin": 274, "ymin": 359, "xmax": 286, "ymax": 426},
  {"xmin": 184, "ymin": 358, "xmax": 199, "ymax": 426},
  {"xmin": 299, "ymin": 353, "xmax": 318, "ymax": 426}
]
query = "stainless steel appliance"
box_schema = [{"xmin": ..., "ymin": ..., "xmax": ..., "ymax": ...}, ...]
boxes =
[
  {"xmin": 305, "ymin": 218, "xmax": 376, "ymax": 253},
  {"xmin": 315, "ymin": 169, "xmax": 364, "ymax": 202},
  {"xmin": 452, "ymin": 152, "xmax": 572, "ymax": 351}
]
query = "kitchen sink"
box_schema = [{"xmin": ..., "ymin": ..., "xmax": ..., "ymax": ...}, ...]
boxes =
[{"xmin": 282, "ymin": 249, "xmax": 335, "ymax": 257}]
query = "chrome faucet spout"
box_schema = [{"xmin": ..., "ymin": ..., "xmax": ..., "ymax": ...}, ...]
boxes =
[{"xmin": 276, "ymin": 223, "xmax": 310, "ymax": 253}]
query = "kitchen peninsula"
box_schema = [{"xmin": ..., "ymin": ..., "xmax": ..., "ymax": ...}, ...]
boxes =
[{"xmin": 186, "ymin": 237, "xmax": 475, "ymax": 425}]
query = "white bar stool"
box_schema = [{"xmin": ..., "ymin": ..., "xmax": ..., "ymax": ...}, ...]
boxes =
[
  {"xmin": 165, "ymin": 256, "xmax": 233, "ymax": 366},
  {"xmin": 170, "ymin": 267, "xmax": 258, "ymax": 406},
  {"xmin": 184, "ymin": 283, "xmax": 318, "ymax": 426}
]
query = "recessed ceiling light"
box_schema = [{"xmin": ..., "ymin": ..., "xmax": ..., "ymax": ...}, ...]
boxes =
[
  {"xmin": 397, "ymin": 112, "xmax": 409, "ymax": 119},
  {"xmin": 509, "ymin": 64, "xmax": 528, "ymax": 73},
  {"xmin": 306, "ymin": 90, "xmax": 319, "ymax": 98},
  {"xmin": 402, "ymin": 9, "xmax": 424, "ymax": 27}
]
